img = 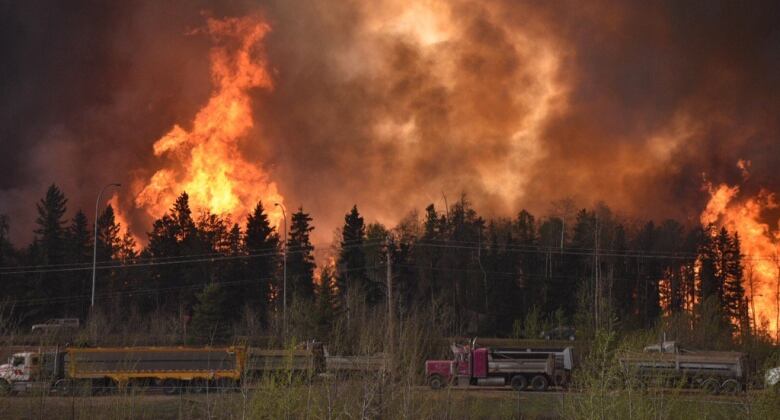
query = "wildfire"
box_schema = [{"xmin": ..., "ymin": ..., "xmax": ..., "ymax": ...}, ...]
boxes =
[
  {"xmin": 135, "ymin": 15, "xmax": 284, "ymax": 227},
  {"xmin": 700, "ymin": 164, "xmax": 780, "ymax": 336}
]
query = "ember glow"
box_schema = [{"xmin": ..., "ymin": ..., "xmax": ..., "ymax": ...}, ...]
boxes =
[
  {"xmin": 700, "ymin": 169, "xmax": 780, "ymax": 336},
  {"xmin": 134, "ymin": 15, "xmax": 284, "ymax": 226}
]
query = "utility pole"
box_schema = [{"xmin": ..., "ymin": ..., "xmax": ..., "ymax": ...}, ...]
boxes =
[
  {"xmin": 386, "ymin": 237, "xmax": 394, "ymax": 357},
  {"xmin": 91, "ymin": 183, "xmax": 121, "ymax": 308},
  {"xmin": 274, "ymin": 203, "xmax": 288, "ymax": 339}
]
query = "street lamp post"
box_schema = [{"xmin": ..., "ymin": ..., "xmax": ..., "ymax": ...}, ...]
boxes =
[
  {"xmin": 274, "ymin": 202, "xmax": 288, "ymax": 338},
  {"xmin": 92, "ymin": 183, "xmax": 121, "ymax": 308}
]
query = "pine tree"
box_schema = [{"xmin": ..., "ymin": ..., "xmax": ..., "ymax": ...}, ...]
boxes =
[
  {"xmin": 723, "ymin": 231, "xmax": 748, "ymax": 336},
  {"xmin": 144, "ymin": 192, "xmax": 195, "ymax": 312},
  {"xmin": 34, "ymin": 184, "xmax": 68, "ymax": 318},
  {"xmin": 96, "ymin": 205, "xmax": 121, "ymax": 262},
  {"xmin": 66, "ymin": 210, "xmax": 92, "ymax": 316},
  {"xmin": 244, "ymin": 202, "xmax": 279, "ymax": 320},
  {"xmin": 287, "ymin": 208, "xmax": 316, "ymax": 303},
  {"xmin": 336, "ymin": 205, "xmax": 369, "ymax": 305},
  {"xmin": 35, "ymin": 184, "xmax": 68, "ymax": 265},
  {"xmin": 190, "ymin": 283, "xmax": 229, "ymax": 344},
  {"xmin": 221, "ymin": 223, "xmax": 245, "ymax": 314},
  {"xmin": 314, "ymin": 266, "xmax": 336, "ymax": 338}
]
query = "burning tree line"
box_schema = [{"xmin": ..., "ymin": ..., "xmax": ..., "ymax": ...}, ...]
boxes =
[{"xmin": 0, "ymin": 184, "xmax": 767, "ymax": 346}]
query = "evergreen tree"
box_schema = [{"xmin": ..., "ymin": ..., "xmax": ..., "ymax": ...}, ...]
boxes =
[
  {"xmin": 722, "ymin": 231, "xmax": 748, "ymax": 336},
  {"xmin": 190, "ymin": 283, "xmax": 229, "ymax": 344},
  {"xmin": 314, "ymin": 265, "xmax": 336, "ymax": 338},
  {"xmin": 35, "ymin": 184, "xmax": 68, "ymax": 265},
  {"xmin": 66, "ymin": 211, "xmax": 91, "ymax": 262},
  {"xmin": 633, "ymin": 221, "xmax": 661, "ymax": 327},
  {"xmin": 221, "ymin": 223, "xmax": 245, "ymax": 314},
  {"xmin": 244, "ymin": 202, "xmax": 279, "ymax": 319},
  {"xmin": 34, "ymin": 184, "xmax": 69, "ymax": 318},
  {"xmin": 143, "ymin": 192, "xmax": 196, "ymax": 312},
  {"xmin": 336, "ymin": 205, "xmax": 369, "ymax": 304},
  {"xmin": 698, "ymin": 224, "xmax": 719, "ymax": 302},
  {"xmin": 96, "ymin": 205, "xmax": 121, "ymax": 262},
  {"xmin": 287, "ymin": 208, "xmax": 316, "ymax": 302},
  {"xmin": 66, "ymin": 210, "xmax": 92, "ymax": 316}
]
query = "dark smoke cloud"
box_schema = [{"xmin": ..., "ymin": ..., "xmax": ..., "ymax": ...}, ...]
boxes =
[{"xmin": 1, "ymin": 0, "xmax": 779, "ymax": 246}]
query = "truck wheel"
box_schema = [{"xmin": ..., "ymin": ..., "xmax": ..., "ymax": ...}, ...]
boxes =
[
  {"xmin": 0, "ymin": 379, "xmax": 11, "ymax": 396},
  {"xmin": 701, "ymin": 378, "xmax": 720, "ymax": 395},
  {"xmin": 188, "ymin": 379, "xmax": 207, "ymax": 394},
  {"xmin": 162, "ymin": 379, "xmax": 181, "ymax": 395},
  {"xmin": 530, "ymin": 375, "xmax": 549, "ymax": 392},
  {"xmin": 720, "ymin": 379, "xmax": 741, "ymax": 395},
  {"xmin": 511, "ymin": 375, "xmax": 528, "ymax": 391},
  {"xmin": 428, "ymin": 374, "xmax": 445, "ymax": 390}
]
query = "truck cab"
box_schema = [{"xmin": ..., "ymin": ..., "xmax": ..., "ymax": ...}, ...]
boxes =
[
  {"xmin": 425, "ymin": 344, "xmax": 470, "ymax": 389},
  {"xmin": 0, "ymin": 351, "xmax": 63, "ymax": 394}
]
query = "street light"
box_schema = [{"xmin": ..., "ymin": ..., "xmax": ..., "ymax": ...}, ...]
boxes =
[
  {"xmin": 92, "ymin": 183, "xmax": 121, "ymax": 308},
  {"xmin": 274, "ymin": 202, "xmax": 288, "ymax": 338}
]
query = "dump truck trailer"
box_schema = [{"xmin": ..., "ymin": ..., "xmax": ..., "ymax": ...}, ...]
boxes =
[
  {"xmin": 618, "ymin": 341, "xmax": 748, "ymax": 394},
  {"xmin": 426, "ymin": 341, "xmax": 574, "ymax": 391},
  {"xmin": 0, "ymin": 346, "xmax": 245, "ymax": 395}
]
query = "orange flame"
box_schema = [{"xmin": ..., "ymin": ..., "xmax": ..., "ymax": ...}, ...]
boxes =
[
  {"xmin": 700, "ymin": 164, "xmax": 780, "ymax": 337},
  {"xmin": 135, "ymin": 15, "xmax": 283, "ymax": 227}
]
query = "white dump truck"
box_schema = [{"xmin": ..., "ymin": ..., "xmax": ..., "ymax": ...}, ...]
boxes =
[{"xmin": 618, "ymin": 341, "xmax": 748, "ymax": 394}]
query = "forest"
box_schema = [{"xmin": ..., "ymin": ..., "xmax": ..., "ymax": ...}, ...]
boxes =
[{"xmin": 0, "ymin": 184, "xmax": 763, "ymax": 349}]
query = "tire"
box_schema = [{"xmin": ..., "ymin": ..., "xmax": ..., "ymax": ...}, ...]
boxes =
[
  {"xmin": 0, "ymin": 379, "xmax": 11, "ymax": 396},
  {"xmin": 720, "ymin": 379, "xmax": 741, "ymax": 395},
  {"xmin": 162, "ymin": 379, "xmax": 181, "ymax": 395},
  {"xmin": 701, "ymin": 378, "xmax": 720, "ymax": 395},
  {"xmin": 188, "ymin": 379, "xmax": 207, "ymax": 394},
  {"xmin": 530, "ymin": 375, "xmax": 549, "ymax": 392},
  {"xmin": 54, "ymin": 380, "xmax": 69, "ymax": 396},
  {"xmin": 428, "ymin": 374, "xmax": 444, "ymax": 390},
  {"xmin": 511, "ymin": 375, "xmax": 528, "ymax": 391}
]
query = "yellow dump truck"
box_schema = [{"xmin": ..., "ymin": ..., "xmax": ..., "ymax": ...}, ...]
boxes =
[{"xmin": 1, "ymin": 346, "xmax": 245, "ymax": 395}]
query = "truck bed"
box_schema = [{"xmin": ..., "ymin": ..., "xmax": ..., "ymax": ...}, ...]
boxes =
[{"xmin": 65, "ymin": 347, "xmax": 242, "ymax": 380}]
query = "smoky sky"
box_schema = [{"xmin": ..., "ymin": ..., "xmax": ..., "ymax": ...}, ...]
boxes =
[{"xmin": 1, "ymin": 0, "xmax": 779, "ymax": 246}]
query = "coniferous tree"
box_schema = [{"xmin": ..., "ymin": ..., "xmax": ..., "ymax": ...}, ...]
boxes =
[
  {"xmin": 143, "ymin": 192, "xmax": 196, "ymax": 312},
  {"xmin": 415, "ymin": 204, "xmax": 446, "ymax": 309},
  {"xmin": 66, "ymin": 210, "xmax": 92, "ymax": 315},
  {"xmin": 336, "ymin": 206, "xmax": 369, "ymax": 305},
  {"xmin": 633, "ymin": 221, "xmax": 661, "ymax": 327},
  {"xmin": 221, "ymin": 223, "xmax": 245, "ymax": 317},
  {"xmin": 314, "ymin": 265, "xmax": 337, "ymax": 338},
  {"xmin": 96, "ymin": 205, "xmax": 121, "ymax": 262},
  {"xmin": 35, "ymin": 184, "xmax": 68, "ymax": 266},
  {"xmin": 190, "ymin": 283, "xmax": 229, "ymax": 344},
  {"xmin": 723, "ymin": 231, "xmax": 748, "ymax": 336},
  {"xmin": 95, "ymin": 205, "xmax": 125, "ymax": 313},
  {"xmin": 34, "ymin": 184, "xmax": 68, "ymax": 318},
  {"xmin": 515, "ymin": 210, "xmax": 539, "ymax": 317},
  {"xmin": 364, "ymin": 222, "xmax": 389, "ymax": 306},
  {"xmin": 244, "ymin": 202, "xmax": 279, "ymax": 321},
  {"xmin": 287, "ymin": 208, "xmax": 316, "ymax": 303}
]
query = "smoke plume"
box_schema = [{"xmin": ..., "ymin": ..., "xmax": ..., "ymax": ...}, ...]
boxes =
[{"xmin": 1, "ymin": 0, "xmax": 779, "ymax": 245}]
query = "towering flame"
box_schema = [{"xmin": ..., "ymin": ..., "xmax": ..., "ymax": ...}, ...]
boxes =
[
  {"xmin": 700, "ymin": 164, "xmax": 780, "ymax": 337},
  {"xmin": 135, "ymin": 15, "xmax": 283, "ymax": 226}
]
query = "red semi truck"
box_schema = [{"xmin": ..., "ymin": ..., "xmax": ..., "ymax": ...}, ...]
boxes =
[{"xmin": 426, "ymin": 342, "xmax": 574, "ymax": 391}]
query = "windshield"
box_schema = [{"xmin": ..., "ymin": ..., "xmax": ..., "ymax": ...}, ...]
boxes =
[{"xmin": 12, "ymin": 356, "xmax": 24, "ymax": 367}]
